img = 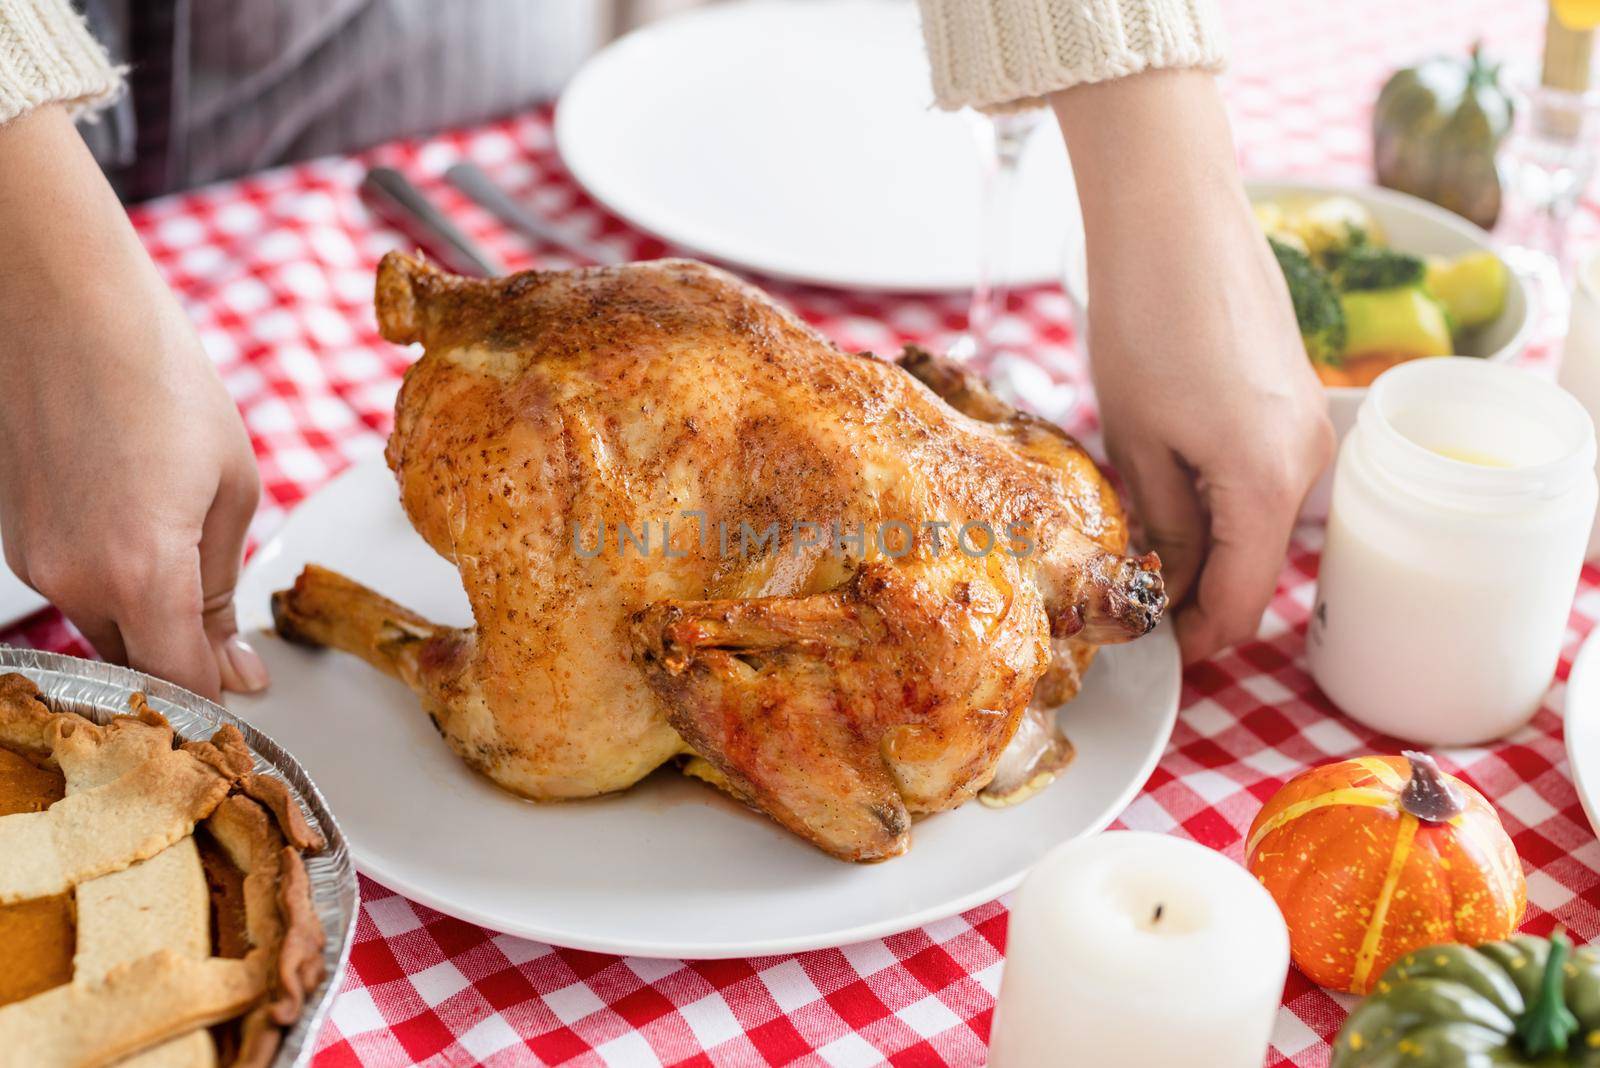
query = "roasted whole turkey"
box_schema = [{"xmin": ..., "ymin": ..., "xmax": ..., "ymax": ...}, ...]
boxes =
[{"xmin": 273, "ymin": 253, "xmax": 1165, "ymax": 861}]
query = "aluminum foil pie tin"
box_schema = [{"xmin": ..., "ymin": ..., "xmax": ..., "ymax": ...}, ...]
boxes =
[{"xmin": 0, "ymin": 646, "xmax": 358, "ymax": 1068}]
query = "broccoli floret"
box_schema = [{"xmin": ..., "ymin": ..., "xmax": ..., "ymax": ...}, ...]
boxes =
[
  {"xmin": 1328, "ymin": 244, "xmax": 1427, "ymax": 291},
  {"xmin": 1269, "ymin": 236, "xmax": 1346, "ymax": 364}
]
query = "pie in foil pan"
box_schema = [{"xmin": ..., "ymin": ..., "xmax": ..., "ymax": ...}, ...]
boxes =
[{"xmin": 0, "ymin": 645, "xmax": 357, "ymax": 1068}]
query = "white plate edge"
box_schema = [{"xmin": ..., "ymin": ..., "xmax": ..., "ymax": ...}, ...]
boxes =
[{"xmin": 1565, "ymin": 626, "xmax": 1600, "ymax": 837}]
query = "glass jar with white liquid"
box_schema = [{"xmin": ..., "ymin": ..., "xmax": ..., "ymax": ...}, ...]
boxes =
[{"xmin": 1308, "ymin": 357, "xmax": 1597, "ymax": 746}]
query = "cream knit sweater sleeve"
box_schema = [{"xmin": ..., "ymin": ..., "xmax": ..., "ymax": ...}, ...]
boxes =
[
  {"xmin": 917, "ymin": 0, "xmax": 1227, "ymax": 111},
  {"xmin": 0, "ymin": 0, "xmax": 122, "ymax": 126}
]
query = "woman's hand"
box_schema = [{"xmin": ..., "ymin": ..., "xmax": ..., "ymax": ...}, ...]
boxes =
[
  {"xmin": 1052, "ymin": 71, "xmax": 1335, "ymax": 664},
  {"xmin": 0, "ymin": 106, "xmax": 266, "ymax": 699}
]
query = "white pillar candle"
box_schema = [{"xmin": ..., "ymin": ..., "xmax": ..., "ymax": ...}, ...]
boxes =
[{"xmin": 989, "ymin": 832, "xmax": 1289, "ymax": 1068}]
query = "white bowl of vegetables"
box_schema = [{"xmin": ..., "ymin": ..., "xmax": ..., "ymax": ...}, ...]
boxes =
[
  {"xmin": 1252, "ymin": 180, "xmax": 1532, "ymax": 518},
  {"xmin": 1061, "ymin": 179, "xmax": 1532, "ymax": 521}
]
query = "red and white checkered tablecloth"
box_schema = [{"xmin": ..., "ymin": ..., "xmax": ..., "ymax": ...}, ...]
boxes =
[{"xmin": 6, "ymin": 0, "xmax": 1600, "ymax": 1064}]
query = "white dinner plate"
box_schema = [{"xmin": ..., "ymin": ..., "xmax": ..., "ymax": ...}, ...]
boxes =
[
  {"xmin": 555, "ymin": 0, "xmax": 1081, "ymax": 292},
  {"xmin": 232, "ymin": 452, "xmax": 1180, "ymax": 958},
  {"xmin": 1565, "ymin": 627, "xmax": 1600, "ymax": 836}
]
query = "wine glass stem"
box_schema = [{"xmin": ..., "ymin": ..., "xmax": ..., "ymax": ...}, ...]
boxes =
[{"xmin": 966, "ymin": 111, "xmax": 1041, "ymax": 365}]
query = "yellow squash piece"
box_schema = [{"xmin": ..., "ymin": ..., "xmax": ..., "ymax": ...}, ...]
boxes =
[
  {"xmin": 1425, "ymin": 250, "xmax": 1508, "ymax": 330},
  {"xmin": 1341, "ymin": 287, "xmax": 1453, "ymax": 360}
]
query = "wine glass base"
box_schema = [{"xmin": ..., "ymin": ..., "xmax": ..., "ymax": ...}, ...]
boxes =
[{"xmin": 1500, "ymin": 243, "xmax": 1565, "ymax": 344}]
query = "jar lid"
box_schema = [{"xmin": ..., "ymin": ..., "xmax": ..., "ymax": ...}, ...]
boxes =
[{"xmin": 1359, "ymin": 357, "xmax": 1596, "ymax": 507}]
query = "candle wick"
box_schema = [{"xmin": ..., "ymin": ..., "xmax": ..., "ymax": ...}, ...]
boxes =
[{"xmin": 1152, "ymin": 903, "xmax": 1164, "ymax": 925}]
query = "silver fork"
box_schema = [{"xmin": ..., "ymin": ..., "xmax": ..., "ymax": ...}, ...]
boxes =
[
  {"xmin": 361, "ymin": 166, "xmax": 507, "ymax": 277},
  {"xmin": 445, "ymin": 162, "xmax": 624, "ymax": 267}
]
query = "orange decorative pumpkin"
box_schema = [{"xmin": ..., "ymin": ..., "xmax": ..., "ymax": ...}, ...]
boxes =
[{"xmin": 1246, "ymin": 751, "xmax": 1525, "ymax": 994}]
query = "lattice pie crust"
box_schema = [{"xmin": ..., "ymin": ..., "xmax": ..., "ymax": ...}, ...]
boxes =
[{"xmin": 0, "ymin": 673, "xmax": 326, "ymax": 1068}]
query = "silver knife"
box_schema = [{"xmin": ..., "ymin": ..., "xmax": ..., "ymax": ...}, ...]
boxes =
[
  {"xmin": 361, "ymin": 166, "xmax": 507, "ymax": 277},
  {"xmin": 446, "ymin": 161, "xmax": 624, "ymax": 266}
]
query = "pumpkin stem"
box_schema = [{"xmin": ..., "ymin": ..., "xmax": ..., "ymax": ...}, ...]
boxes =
[
  {"xmin": 1518, "ymin": 929, "xmax": 1580, "ymax": 1057},
  {"xmin": 1398, "ymin": 751, "xmax": 1464, "ymax": 823},
  {"xmin": 1466, "ymin": 40, "xmax": 1499, "ymax": 89}
]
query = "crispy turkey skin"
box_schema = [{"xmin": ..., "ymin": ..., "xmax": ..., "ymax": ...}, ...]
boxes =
[{"xmin": 272, "ymin": 253, "xmax": 1164, "ymax": 861}]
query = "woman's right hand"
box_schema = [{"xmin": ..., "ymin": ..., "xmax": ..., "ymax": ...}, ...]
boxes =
[
  {"xmin": 1052, "ymin": 71, "xmax": 1335, "ymax": 663},
  {"xmin": 0, "ymin": 106, "xmax": 267, "ymax": 700}
]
